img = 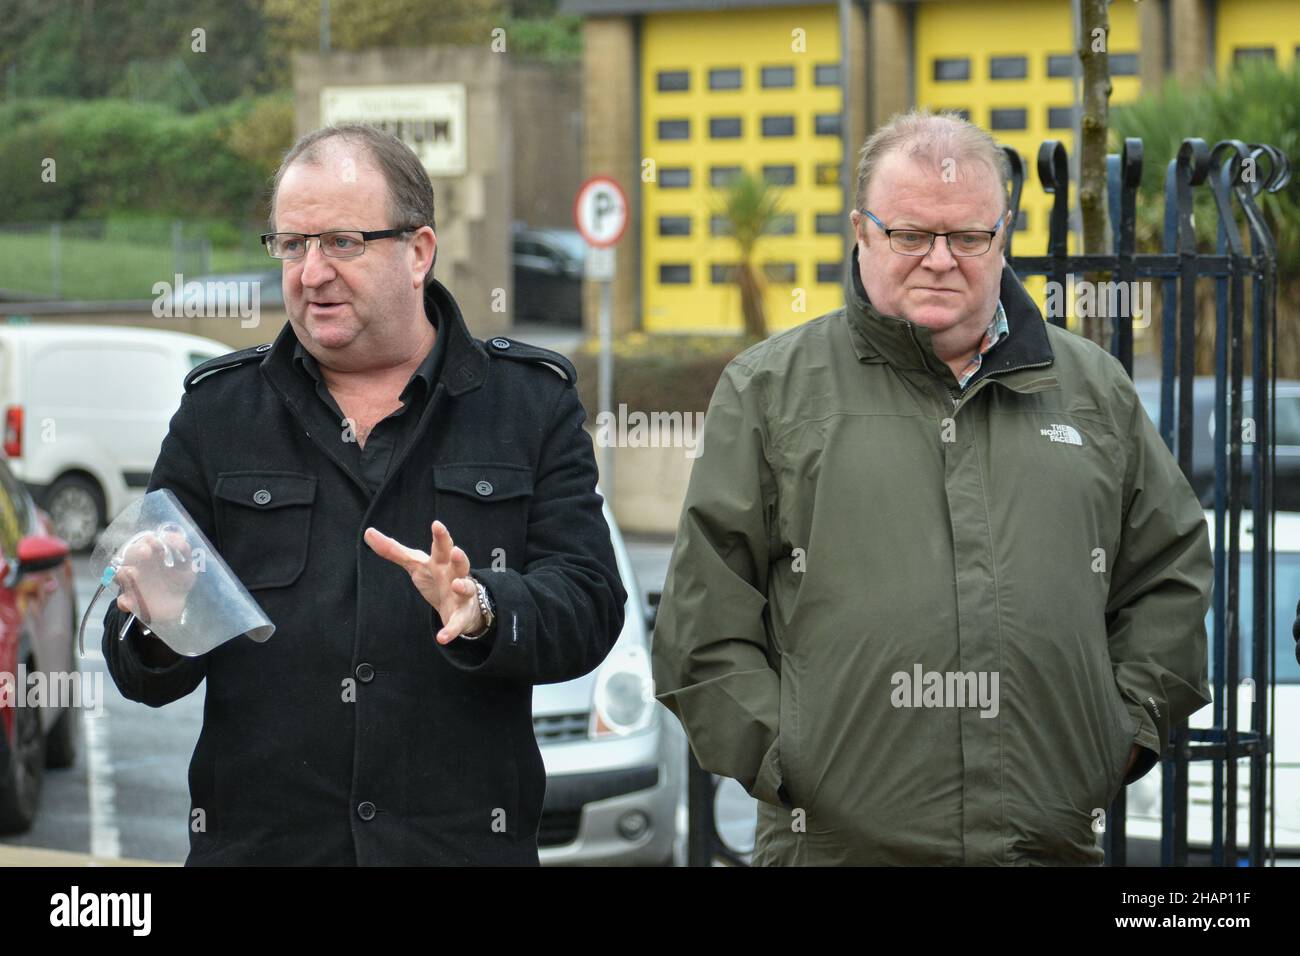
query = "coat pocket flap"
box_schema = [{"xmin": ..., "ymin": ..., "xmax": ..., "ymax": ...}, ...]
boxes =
[
  {"xmin": 434, "ymin": 463, "xmax": 534, "ymax": 502},
  {"xmin": 214, "ymin": 472, "xmax": 318, "ymax": 510}
]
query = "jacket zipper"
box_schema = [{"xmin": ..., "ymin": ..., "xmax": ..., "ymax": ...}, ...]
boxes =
[{"xmin": 951, "ymin": 358, "xmax": 1054, "ymax": 416}]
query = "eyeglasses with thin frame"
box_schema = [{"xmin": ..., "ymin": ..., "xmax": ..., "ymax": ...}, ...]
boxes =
[
  {"xmin": 859, "ymin": 209, "xmax": 1003, "ymax": 257},
  {"xmin": 260, "ymin": 228, "xmax": 414, "ymax": 260}
]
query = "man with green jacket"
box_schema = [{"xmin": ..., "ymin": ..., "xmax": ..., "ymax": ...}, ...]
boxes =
[{"xmin": 651, "ymin": 110, "xmax": 1212, "ymax": 865}]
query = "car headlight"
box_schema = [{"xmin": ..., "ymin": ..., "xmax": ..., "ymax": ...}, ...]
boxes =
[{"xmin": 590, "ymin": 642, "xmax": 655, "ymax": 738}]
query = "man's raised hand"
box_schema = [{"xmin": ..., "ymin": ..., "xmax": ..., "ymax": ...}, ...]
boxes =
[{"xmin": 364, "ymin": 520, "xmax": 484, "ymax": 644}]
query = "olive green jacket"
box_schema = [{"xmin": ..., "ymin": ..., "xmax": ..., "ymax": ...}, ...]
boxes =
[{"xmin": 652, "ymin": 249, "xmax": 1212, "ymax": 865}]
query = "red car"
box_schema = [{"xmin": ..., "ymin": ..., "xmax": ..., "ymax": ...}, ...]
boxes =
[{"xmin": 0, "ymin": 455, "xmax": 78, "ymax": 833}]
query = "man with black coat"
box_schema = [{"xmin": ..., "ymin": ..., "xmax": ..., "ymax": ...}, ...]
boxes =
[{"xmin": 103, "ymin": 124, "xmax": 626, "ymax": 865}]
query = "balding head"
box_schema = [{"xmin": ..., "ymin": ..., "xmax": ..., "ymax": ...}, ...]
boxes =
[
  {"xmin": 854, "ymin": 109, "xmax": 1011, "ymax": 216},
  {"xmin": 271, "ymin": 124, "xmax": 438, "ymax": 282}
]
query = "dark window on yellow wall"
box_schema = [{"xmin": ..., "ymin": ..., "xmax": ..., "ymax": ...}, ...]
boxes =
[
  {"xmin": 763, "ymin": 263, "xmax": 797, "ymax": 283},
  {"xmin": 657, "ymin": 70, "xmax": 690, "ymax": 92},
  {"xmin": 711, "ymin": 264, "xmax": 737, "ymax": 284},
  {"xmin": 815, "ymin": 113, "xmax": 842, "ymax": 136},
  {"xmin": 660, "ymin": 263, "xmax": 692, "ymax": 284},
  {"xmin": 710, "ymin": 165, "xmax": 742, "ymax": 187},
  {"xmin": 762, "ymin": 115, "xmax": 795, "ymax": 137},
  {"xmin": 814, "ymin": 63, "xmax": 840, "ymax": 86},
  {"xmin": 934, "ymin": 58, "xmax": 970, "ymax": 81},
  {"xmin": 763, "ymin": 164, "xmax": 796, "ymax": 185},
  {"xmin": 761, "ymin": 66, "xmax": 795, "ymax": 88},
  {"xmin": 990, "ymin": 108, "xmax": 1027, "ymax": 130},
  {"xmin": 815, "ymin": 162, "xmax": 840, "ymax": 186},
  {"xmin": 1047, "ymin": 106, "xmax": 1074, "ymax": 129},
  {"xmin": 710, "ymin": 215, "xmax": 733, "ymax": 236},
  {"xmin": 815, "ymin": 213, "xmax": 841, "ymax": 234},
  {"xmin": 658, "ymin": 119, "xmax": 690, "ymax": 140},
  {"xmin": 1046, "ymin": 54, "xmax": 1073, "ymax": 78},
  {"xmin": 660, "ymin": 167, "xmax": 691, "ymax": 188},
  {"xmin": 1015, "ymin": 210, "xmax": 1028, "ymax": 232},
  {"xmin": 1233, "ymin": 47, "xmax": 1275, "ymax": 64},
  {"xmin": 989, "ymin": 56, "xmax": 1027, "ymax": 79},
  {"xmin": 658, "ymin": 216, "xmax": 691, "ymax": 236},
  {"xmin": 769, "ymin": 215, "xmax": 796, "ymax": 235},
  {"xmin": 710, "ymin": 117, "xmax": 742, "ymax": 138},
  {"xmin": 1110, "ymin": 53, "xmax": 1139, "ymax": 76},
  {"xmin": 709, "ymin": 67, "xmax": 742, "ymax": 90},
  {"xmin": 817, "ymin": 262, "xmax": 841, "ymax": 283}
]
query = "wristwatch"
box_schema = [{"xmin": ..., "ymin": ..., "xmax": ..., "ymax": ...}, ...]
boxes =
[{"xmin": 461, "ymin": 577, "xmax": 495, "ymax": 640}]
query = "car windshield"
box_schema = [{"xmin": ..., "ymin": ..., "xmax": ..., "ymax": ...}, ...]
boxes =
[
  {"xmin": 545, "ymin": 232, "xmax": 587, "ymax": 265},
  {"xmin": 1206, "ymin": 551, "xmax": 1300, "ymax": 685}
]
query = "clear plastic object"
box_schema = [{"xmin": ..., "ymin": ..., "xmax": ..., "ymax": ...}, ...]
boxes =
[{"xmin": 77, "ymin": 489, "xmax": 275, "ymax": 658}]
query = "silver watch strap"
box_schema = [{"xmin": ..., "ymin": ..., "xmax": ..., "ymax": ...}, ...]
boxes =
[{"xmin": 461, "ymin": 579, "xmax": 494, "ymax": 640}]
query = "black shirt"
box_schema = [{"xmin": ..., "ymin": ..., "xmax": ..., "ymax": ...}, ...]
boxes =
[{"xmin": 292, "ymin": 304, "xmax": 446, "ymax": 494}]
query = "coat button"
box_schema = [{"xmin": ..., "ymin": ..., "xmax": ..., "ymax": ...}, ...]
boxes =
[
  {"xmin": 252, "ymin": 489, "xmax": 272, "ymax": 505},
  {"xmin": 490, "ymin": 337, "xmax": 511, "ymax": 350},
  {"xmin": 475, "ymin": 480, "xmax": 493, "ymax": 497},
  {"xmin": 357, "ymin": 801, "xmax": 376, "ymax": 821},
  {"xmin": 255, "ymin": 344, "xmax": 272, "ymax": 352},
  {"xmin": 355, "ymin": 663, "xmax": 375, "ymax": 683}
]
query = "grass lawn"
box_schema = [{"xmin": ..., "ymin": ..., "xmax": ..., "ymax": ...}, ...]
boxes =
[{"xmin": 0, "ymin": 228, "xmax": 269, "ymax": 301}]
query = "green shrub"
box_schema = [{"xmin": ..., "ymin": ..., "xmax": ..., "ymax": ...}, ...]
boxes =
[
  {"xmin": 572, "ymin": 333, "xmax": 752, "ymax": 420},
  {"xmin": 0, "ymin": 95, "xmax": 285, "ymax": 225}
]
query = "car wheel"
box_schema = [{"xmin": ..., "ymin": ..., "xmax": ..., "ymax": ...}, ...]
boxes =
[
  {"xmin": 46, "ymin": 603, "xmax": 80, "ymax": 769},
  {"xmin": 46, "ymin": 475, "xmax": 104, "ymax": 552},
  {"xmin": 0, "ymin": 665, "xmax": 48, "ymax": 833},
  {"xmin": 44, "ymin": 706, "xmax": 79, "ymax": 770}
]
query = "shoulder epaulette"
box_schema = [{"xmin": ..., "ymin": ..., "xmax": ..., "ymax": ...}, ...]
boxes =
[
  {"xmin": 184, "ymin": 343, "xmax": 273, "ymax": 391},
  {"xmin": 484, "ymin": 336, "xmax": 577, "ymax": 386}
]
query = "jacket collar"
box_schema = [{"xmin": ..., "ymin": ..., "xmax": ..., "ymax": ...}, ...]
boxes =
[
  {"xmin": 260, "ymin": 276, "xmax": 490, "ymax": 406},
  {"xmin": 843, "ymin": 244, "xmax": 1054, "ymax": 388}
]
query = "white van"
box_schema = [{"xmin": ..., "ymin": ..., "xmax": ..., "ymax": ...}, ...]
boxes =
[{"xmin": 0, "ymin": 324, "xmax": 231, "ymax": 550}]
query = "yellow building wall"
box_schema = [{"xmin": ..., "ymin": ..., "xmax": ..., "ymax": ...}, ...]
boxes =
[
  {"xmin": 1216, "ymin": 0, "xmax": 1300, "ymax": 72},
  {"xmin": 914, "ymin": 0, "xmax": 1141, "ymax": 320},
  {"xmin": 640, "ymin": 4, "xmax": 844, "ymax": 333}
]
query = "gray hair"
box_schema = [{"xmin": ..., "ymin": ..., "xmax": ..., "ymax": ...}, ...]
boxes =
[
  {"xmin": 269, "ymin": 123, "xmax": 438, "ymax": 281},
  {"xmin": 853, "ymin": 108, "xmax": 1011, "ymax": 221}
]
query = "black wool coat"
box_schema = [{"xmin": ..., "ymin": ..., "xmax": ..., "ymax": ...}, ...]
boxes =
[{"xmin": 103, "ymin": 278, "xmax": 626, "ymax": 865}]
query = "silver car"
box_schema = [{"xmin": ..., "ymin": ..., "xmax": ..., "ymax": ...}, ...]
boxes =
[{"xmin": 533, "ymin": 503, "xmax": 687, "ymax": 865}]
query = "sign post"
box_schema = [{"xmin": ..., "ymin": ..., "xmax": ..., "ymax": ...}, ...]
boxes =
[{"xmin": 573, "ymin": 176, "xmax": 629, "ymax": 500}]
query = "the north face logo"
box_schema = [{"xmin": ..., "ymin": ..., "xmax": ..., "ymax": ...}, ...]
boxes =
[{"xmin": 1040, "ymin": 423, "xmax": 1083, "ymax": 446}]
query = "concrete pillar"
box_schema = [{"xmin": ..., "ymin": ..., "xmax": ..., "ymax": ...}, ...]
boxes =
[
  {"xmin": 291, "ymin": 47, "xmax": 512, "ymax": 337},
  {"xmin": 580, "ymin": 16, "xmax": 641, "ymax": 336},
  {"xmin": 1139, "ymin": 0, "xmax": 1169, "ymax": 95},
  {"xmin": 869, "ymin": 0, "xmax": 912, "ymax": 138},
  {"xmin": 844, "ymin": 0, "xmax": 871, "ymax": 224},
  {"xmin": 1171, "ymin": 0, "xmax": 1213, "ymax": 87}
]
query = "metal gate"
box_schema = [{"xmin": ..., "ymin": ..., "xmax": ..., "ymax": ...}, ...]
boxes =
[{"xmin": 684, "ymin": 134, "xmax": 1291, "ymax": 867}]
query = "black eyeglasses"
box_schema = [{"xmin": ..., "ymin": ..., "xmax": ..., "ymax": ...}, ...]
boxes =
[
  {"xmin": 260, "ymin": 228, "xmax": 414, "ymax": 260},
  {"xmin": 860, "ymin": 209, "xmax": 1002, "ymax": 257}
]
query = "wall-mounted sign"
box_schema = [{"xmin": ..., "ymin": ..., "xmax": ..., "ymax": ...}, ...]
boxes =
[{"xmin": 320, "ymin": 84, "xmax": 467, "ymax": 177}]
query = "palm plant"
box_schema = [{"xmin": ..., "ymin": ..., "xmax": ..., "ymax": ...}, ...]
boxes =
[
  {"xmin": 1111, "ymin": 60, "xmax": 1300, "ymax": 376},
  {"xmin": 714, "ymin": 170, "xmax": 786, "ymax": 341}
]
